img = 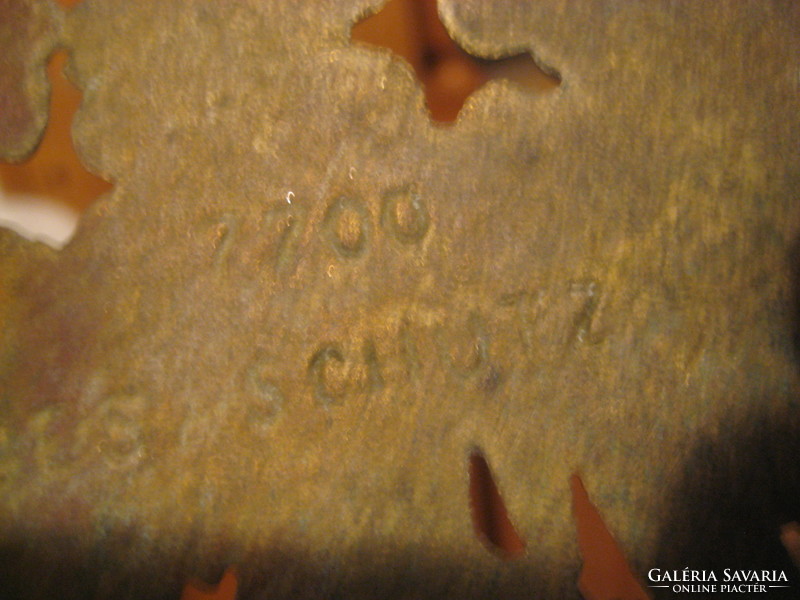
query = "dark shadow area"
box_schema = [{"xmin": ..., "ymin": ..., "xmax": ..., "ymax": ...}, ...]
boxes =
[
  {"xmin": 0, "ymin": 534, "xmax": 563, "ymax": 600},
  {"xmin": 789, "ymin": 238, "xmax": 800, "ymax": 365},
  {"xmin": 654, "ymin": 237, "xmax": 800, "ymax": 598},
  {"xmin": 653, "ymin": 404, "xmax": 800, "ymax": 599},
  {"xmin": 351, "ymin": 0, "xmax": 559, "ymax": 122}
]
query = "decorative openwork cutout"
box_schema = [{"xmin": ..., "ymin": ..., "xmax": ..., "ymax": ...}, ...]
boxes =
[
  {"xmin": 467, "ymin": 448, "xmax": 526, "ymax": 559},
  {"xmin": 352, "ymin": 0, "xmax": 559, "ymax": 122}
]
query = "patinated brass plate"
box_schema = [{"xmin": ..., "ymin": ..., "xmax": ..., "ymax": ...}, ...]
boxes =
[
  {"xmin": 1, "ymin": 1, "xmax": 799, "ymax": 598},
  {"xmin": 0, "ymin": 0, "xmax": 60, "ymax": 162}
]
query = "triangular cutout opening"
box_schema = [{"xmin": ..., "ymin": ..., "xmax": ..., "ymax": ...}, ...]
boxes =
[
  {"xmin": 468, "ymin": 448, "xmax": 526, "ymax": 559},
  {"xmin": 570, "ymin": 474, "xmax": 649, "ymax": 600},
  {"xmin": 352, "ymin": 0, "xmax": 559, "ymax": 122}
]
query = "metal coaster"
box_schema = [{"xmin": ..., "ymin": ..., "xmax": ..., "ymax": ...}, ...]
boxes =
[{"xmin": 1, "ymin": 1, "xmax": 799, "ymax": 597}]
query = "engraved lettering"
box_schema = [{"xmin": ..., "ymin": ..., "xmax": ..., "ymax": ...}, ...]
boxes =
[
  {"xmin": 362, "ymin": 339, "xmax": 384, "ymax": 393},
  {"xmin": 498, "ymin": 280, "xmax": 607, "ymax": 352},
  {"xmin": 28, "ymin": 406, "xmax": 62, "ymax": 475},
  {"xmin": 0, "ymin": 421, "xmax": 18, "ymax": 484},
  {"xmin": 382, "ymin": 186, "xmax": 430, "ymax": 244},
  {"xmin": 308, "ymin": 345, "xmax": 348, "ymax": 406},
  {"xmin": 262, "ymin": 201, "xmax": 307, "ymax": 277},
  {"xmin": 498, "ymin": 290, "xmax": 544, "ymax": 352},
  {"xmin": 324, "ymin": 196, "xmax": 370, "ymax": 258},
  {"xmin": 207, "ymin": 213, "xmax": 238, "ymax": 265},
  {"xmin": 245, "ymin": 362, "xmax": 284, "ymax": 431},
  {"xmin": 74, "ymin": 394, "xmax": 147, "ymax": 470},
  {"xmin": 568, "ymin": 279, "xmax": 602, "ymax": 345},
  {"xmin": 441, "ymin": 312, "xmax": 489, "ymax": 378},
  {"xmin": 480, "ymin": 365, "xmax": 502, "ymax": 393},
  {"xmin": 399, "ymin": 317, "xmax": 420, "ymax": 379}
]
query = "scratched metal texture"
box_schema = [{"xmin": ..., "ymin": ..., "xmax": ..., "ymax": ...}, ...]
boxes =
[{"xmin": 1, "ymin": 1, "xmax": 800, "ymax": 598}]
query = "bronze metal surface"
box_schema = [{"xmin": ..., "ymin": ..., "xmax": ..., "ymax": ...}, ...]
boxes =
[
  {"xmin": 1, "ymin": 1, "xmax": 800, "ymax": 598},
  {"xmin": 0, "ymin": 0, "xmax": 61, "ymax": 162}
]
